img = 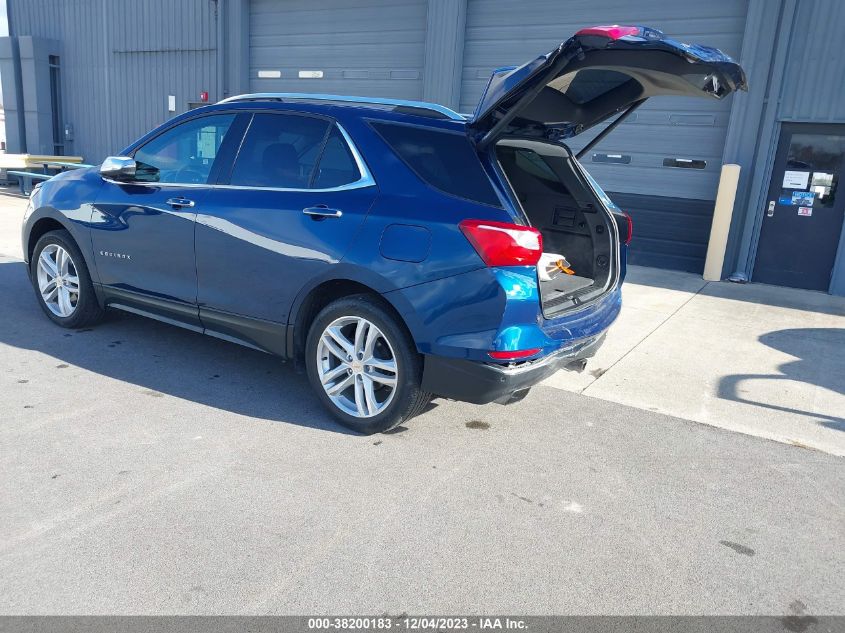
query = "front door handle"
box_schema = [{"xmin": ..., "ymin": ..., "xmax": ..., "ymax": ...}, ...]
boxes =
[
  {"xmin": 303, "ymin": 205, "xmax": 343, "ymax": 219},
  {"xmin": 166, "ymin": 197, "xmax": 195, "ymax": 208}
]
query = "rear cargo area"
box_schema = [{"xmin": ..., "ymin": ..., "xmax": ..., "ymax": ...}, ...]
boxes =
[{"xmin": 496, "ymin": 138, "xmax": 617, "ymax": 317}]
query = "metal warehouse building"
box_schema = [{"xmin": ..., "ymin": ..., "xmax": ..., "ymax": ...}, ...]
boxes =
[{"xmin": 1, "ymin": 0, "xmax": 844, "ymax": 294}]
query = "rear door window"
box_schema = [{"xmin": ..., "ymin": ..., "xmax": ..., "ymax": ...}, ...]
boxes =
[
  {"xmin": 370, "ymin": 121, "xmax": 500, "ymax": 206},
  {"xmin": 313, "ymin": 126, "xmax": 361, "ymax": 188},
  {"xmin": 229, "ymin": 113, "xmax": 330, "ymax": 188}
]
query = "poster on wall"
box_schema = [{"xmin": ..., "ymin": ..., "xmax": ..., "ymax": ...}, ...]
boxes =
[
  {"xmin": 782, "ymin": 170, "xmax": 810, "ymax": 189},
  {"xmin": 791, "ymin": 191, "xmax": 815, "ymax": 206},
  {"xmin": 797, "ymin": 207, "xmax": 813, "ymax": 216}
]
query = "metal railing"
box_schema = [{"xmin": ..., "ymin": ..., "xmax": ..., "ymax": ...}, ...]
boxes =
[{"xmin": 5, "ymin": 160, "xmax": 94, "ymax": 196}]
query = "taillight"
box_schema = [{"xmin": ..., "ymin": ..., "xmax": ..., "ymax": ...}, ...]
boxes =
[
  {"xmin": 576, "ymin": 25, "xmax": 641, "ymax": 40},
  {"xmin": 489, "ymin": 348, "xmax": 541, "ymax": 361},
  {"xmin": 613, "ymin": 210, "xmax": 633, "ymax": 245},
  {"xmin": 459, "ymin": 219, "xmax": 543, "ymax": 267}
]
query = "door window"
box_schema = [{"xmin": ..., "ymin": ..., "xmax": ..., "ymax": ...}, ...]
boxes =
[
  {"xmin": 132, "ymin": 114, "xmax": 235, "ymax": 184},
  {"xmin": 783, "ymin": 134, "xmax": 844, "ymax": 209},
  {"xmin": 312, "ymin": 126, "xmax": 361, "ymax": 189},
  {"xmin": 229, "ymin": 113, "xmax": 331, "ymax": 189}
]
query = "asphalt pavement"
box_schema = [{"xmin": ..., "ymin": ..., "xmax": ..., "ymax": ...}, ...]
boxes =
[{"xmin": 1, "ymin": 251, "xmax": 843, "ymax": 615}]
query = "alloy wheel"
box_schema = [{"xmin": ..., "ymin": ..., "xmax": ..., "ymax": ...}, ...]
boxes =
[
  {"xmin": 316, "ymin": 316, "xmax": 398, "ymax": 418},
  {"xmin": 36, "ymin": 244, "xmax": 80, "ymax": 318}
]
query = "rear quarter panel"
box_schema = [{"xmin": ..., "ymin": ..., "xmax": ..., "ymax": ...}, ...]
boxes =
[
  {"xmin": 331, "ymin": 111, "xmax": 627, "ymax": 360},
  {"xmin": 325, "ymin": 112, "xmax": 519, "ymax": 355},
  {"xmin": 334, "ymin": 112, "xmax": 515, "ymax": 289}
]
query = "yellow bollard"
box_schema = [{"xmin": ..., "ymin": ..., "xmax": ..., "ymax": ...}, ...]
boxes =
[{"xmin": 703, "ymin": 164, "xmax": 741, "ymax": 282}]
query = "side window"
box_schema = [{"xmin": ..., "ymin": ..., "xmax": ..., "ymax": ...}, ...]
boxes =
[
  {"xmin": 498, "ymin": 146, "xmax": 568, "ymax": 195},
  {"xmin": 229, "ymin": 113, "xmax": 330, "ymax": 188},
  {"xmin": 133, "ymin": 114, "xmax": 235, "ymax": 184},
  {"xmin": 313, "ymin": 126, "xmax": 361, "ymax": 188},
  {"xmin": 370, "ymin": 121, "xmax": 500, "ymax": 207}
]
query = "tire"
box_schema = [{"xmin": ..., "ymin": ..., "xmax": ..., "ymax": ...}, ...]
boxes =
[
  {"xmin": 30, "ymin": 229, "xmax": 104, "ymax": 329},
  {"xmin": 305, "ymin": 294, "xmax": 431, "ymax": 434}
]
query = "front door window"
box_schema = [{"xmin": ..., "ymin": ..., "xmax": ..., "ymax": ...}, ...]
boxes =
[{"xmin": 133, "ymin": 114, "xmax": 235, "ymax": 184}]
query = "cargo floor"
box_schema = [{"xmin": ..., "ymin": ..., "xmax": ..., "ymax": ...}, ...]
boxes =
[{"xmin": 540, "ymin": 274, "xmax": 595, "ymax": 313}]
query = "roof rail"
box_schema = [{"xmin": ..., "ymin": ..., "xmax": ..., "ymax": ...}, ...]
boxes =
[{"xmin": 217, "ymin": 93, "xmax": 466, "ymax": 121}]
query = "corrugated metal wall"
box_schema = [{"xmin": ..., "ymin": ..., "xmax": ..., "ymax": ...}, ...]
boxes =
[
  {"xmin": 7, "ymin": 0, "xmax": 218, "ymax": 162},
  {"xmin": 776, "ymin": 0, "xmax": 845, "ymax": 294},
  {"xmin": 778, "ymin": 0, "xmax": 845, "ymax": 123},
  {"xmin": 460, "ymin": 0, "xmax": 747, "ymax": 201},
  {"xmin": 249, "ymin": 0, "xmax": 428, "ymax": 99},
  {"xmin": 734, "ymin": 0, "xmax": 845, "ymax": 294},
  {"xmin": 459, "ymin": 0, "xmax": 748, "ymax": 272}
]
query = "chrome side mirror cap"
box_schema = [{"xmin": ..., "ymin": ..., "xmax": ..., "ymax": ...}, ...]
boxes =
[{"xmin": 100, "ymin": 156, "xmax": 136, "ymax": 181}]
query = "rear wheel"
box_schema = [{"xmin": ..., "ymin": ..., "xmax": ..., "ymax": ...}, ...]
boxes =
[
  {"xmin": 30, "ymin": 229, "xmax": 103, "ymax": 328},
  {"xmin": 305, "ymin": 295, "xmax": 431, "ymax": 434}
]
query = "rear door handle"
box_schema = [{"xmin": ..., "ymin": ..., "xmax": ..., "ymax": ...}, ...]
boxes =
[
  {"xmin": 166, "ymin": 197, "xmax": 195, "ymax": 208},
  {"xmin": 303, "ymin": 205, "xmax": 343, "ymax": 218}
]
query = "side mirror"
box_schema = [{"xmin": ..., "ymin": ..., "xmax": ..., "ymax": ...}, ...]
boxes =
[{"xmin": 100, "ymin": 156, "xmax": 136, "ymax": 181}]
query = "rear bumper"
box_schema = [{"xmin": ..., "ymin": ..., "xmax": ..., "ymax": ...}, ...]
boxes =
[{"xmin": 421, "ymin": 332, "xmax": 606, "ymax": 405}]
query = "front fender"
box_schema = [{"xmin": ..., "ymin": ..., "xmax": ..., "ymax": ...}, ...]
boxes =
[
  {"xmin": 21, "ymin": 169, "xmax": 103, "ymax": 271},
  {"xmin": 21, "ymin": 169, "xmax": 103, "ymax": 262}
]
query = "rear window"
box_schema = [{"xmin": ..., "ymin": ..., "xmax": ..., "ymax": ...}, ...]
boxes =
[
  {"xmin": 549, "ymin": 69, "xmax": 633, "ymax": 105},
  {"xmin": 497, "ymin": 145, "xmax": 568, "ymax": 195},
  {"xmin": 371, "ymin": 122, "xmax": 500, "ymax": 207}
]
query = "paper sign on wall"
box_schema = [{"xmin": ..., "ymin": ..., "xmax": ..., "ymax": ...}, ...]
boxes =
[
  {"xmin": 791, "ymin": 191, "xmax": 815, "ymax": 206},
  {"xmin": 797, "ymin": 207, "xmax": 812, "ymax": 216},
  {"xmin": 782, "ymin": 170, "xmax": 810, "ymax": 189}
]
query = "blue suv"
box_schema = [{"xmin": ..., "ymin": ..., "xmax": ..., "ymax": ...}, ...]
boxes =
[{"xmin": 21, "ymin": 26, "xmax": 745, "ymax": 433}]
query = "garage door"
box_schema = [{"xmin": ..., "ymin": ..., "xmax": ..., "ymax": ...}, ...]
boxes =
[
  {"xmin": 249, "ymin": 0, "xmax": 427, "ymax": 100},
  {"xmin": 461, "ymin": 0, "xmax": 749, "ymax": 272}
]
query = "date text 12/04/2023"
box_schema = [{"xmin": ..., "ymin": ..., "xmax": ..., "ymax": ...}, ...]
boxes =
[{"xmin": 307, "ymin": 617, "xmax": 528, "ymax": 630}]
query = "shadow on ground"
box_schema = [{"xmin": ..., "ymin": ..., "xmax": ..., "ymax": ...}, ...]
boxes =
[
  {"xmin": 0, "ymin": 260, "xmax": 363, "ymax": 434},
  {"xmin": 718, "ymin": 327, "xmax": 845, "ymax": 431}
]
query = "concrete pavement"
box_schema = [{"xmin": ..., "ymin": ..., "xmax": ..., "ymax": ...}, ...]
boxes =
[
  {"xmin": 0, "ymin": 190, "xmax": 25, "ymax": 259},
  {"xmin": 543, "ymin": 267, "xmax": 845, "ymax": 456}
]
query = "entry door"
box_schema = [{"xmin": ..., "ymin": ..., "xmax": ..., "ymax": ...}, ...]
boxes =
[{"xmin": 753, "ymin": 124, "xmax": 845, "ymax": 291}]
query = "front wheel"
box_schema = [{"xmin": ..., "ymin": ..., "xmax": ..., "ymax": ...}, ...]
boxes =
[
  {"xmin": 30, "ymin": 229, "xmax": 104, "ymax": 328},
  {"xmin": 305, "ymin": 295, "xmax": 431, "ymax": 434}
]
